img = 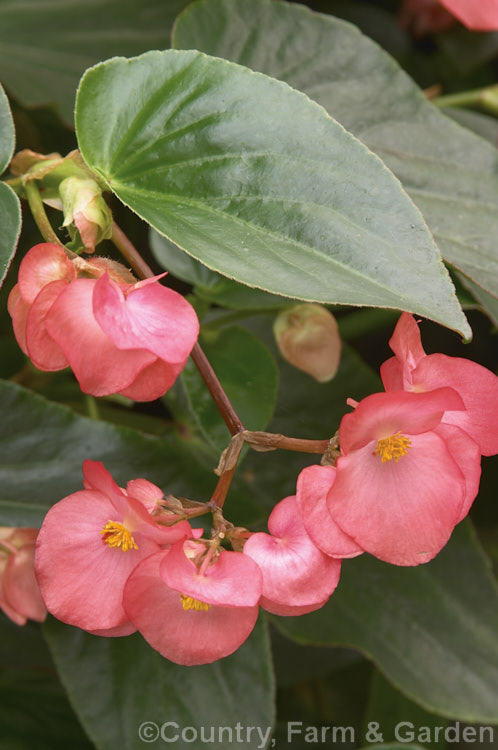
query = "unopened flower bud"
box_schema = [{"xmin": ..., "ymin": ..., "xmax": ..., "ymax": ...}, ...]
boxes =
[
  {"xmin": 273, "ymin": 304, "xmax": 341, "ymax": 383},
  {"xmin": 59, "ymin": 176, "xmax": 113, "ymax": 252}
]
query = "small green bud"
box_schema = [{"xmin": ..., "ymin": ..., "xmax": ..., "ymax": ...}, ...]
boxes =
[{"xmin": 59, "ymin": 176, "xmax": 113, "ymax": 252}]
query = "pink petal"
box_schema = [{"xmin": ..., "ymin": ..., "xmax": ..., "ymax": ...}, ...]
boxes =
[
  {"xmin": 328, "ymin": 431, "xmax": 465, "ymax": 566},
  {"xmin": 18, "ymin": 243, "xmax": 75, "ymax": 304},
  {"xmin": 244, "ymin": 496, "xmax": 342, "ymax": 607},
  {"xmin": 388, "ymin": 313, "xmax": 425, "ymax": 372},
  {"xmin": 380, "ymin": 356, "xmax": 404, "ymax": 391},
  {"xmin": 124, "ymin": 551, "xmax": 259, "ymax": 665},
  {"xmin": 296, "ymin": 465, "xmax": 363, "ymax": 558},
  {"xmin": 25, "ymin": 280, "xmax": 69, "ymax": 370},
  {"xmin": 435, "ymin": 423, "xmax": 481, "ymax": 522},
  {"xmin": 260, "ymin": 597, "xmax": 329, "ymax": 616},
  {"xmin": 161, "ymin": 543, "xmax": 262, "ymax": 607},
  {"xmin": 46, "ymin": 279, "xmax": 156, "ymax": 396},
  {"xmin": 126, "ymin": 478, "xmax": 164, "ymax": 512},
  {"xmin": 439, "ymin": 0, "xmax": 498, "ymax": 30},
  {"xmin": 118, "ymin": 357, "xmax": 180, "ymax": 401},
  {"xmin": 89, "ymin": 622, "xmax": 137, "ymax": 637},
  {"xmin": 8, "ymin": 285, "xmax": 30, "ymax": 355},
  {"xmin": 35, "ymin": 489, "xmax": 160, "ymax": 631},
  {"xmin": 3, "ymin": 544, "xmax": 46, "ymax": 622},
  {"xmin": 93, "ymin": 274, "xmax": 199, "ymax": 364},
  {"xmin": 412, "ymin": 354, "xmax": 498, "ymax": 456},
  {"xmin": 339, "ymin": 388, "xmax": 465, "ymax": 454}
]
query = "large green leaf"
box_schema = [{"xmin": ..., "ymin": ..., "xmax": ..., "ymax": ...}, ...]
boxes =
[
  {"xmin": 274, "ymin": 522, "xmax": 498, "ymax": 723},
  {"xmin": 0, "ymin": 84, "xmax": 21, "ymax": 286},
  {"xmin": 44, "ymin": 615, "xmax": 275, "ymax": 750},
  {"xmin": 75, "ymin": 49, "xmax": 469, "ymax": 337},
  {"xmin": 173, "ymin": 0, "xmax": 498, "ymax": 310},
  {"xmin": 0, "ymin": 380, "xmax": 265, "ymax": 527},
  {"xmin": 0, "ymin": 0, "xmax": 190, "ymax": 125}
]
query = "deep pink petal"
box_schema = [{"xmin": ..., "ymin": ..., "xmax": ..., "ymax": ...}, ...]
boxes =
[
  {"xmin": 35, "ymin": 489, "xmax": 160, "ymax": 631},
  {"xmin": 124, "ymin": 551, "xmax": 259, "ymax": 665},
  {"xmin": 118, "ymin": 357, "xmax": 180, "ymax": 401},
  {"xmin": 328, "ymin": 432, "xmax": 465, "ymax": 566},
  {"xmin": 8, "ymin": 285, "xmax": 30, "ymax": 355},
  {"xmin": 3, "ymin": 544, "xmax": 46, "ymax": 622},
  {"xmin": 18, "ymin": 243, "xmax": 75, "ymax": 304},
  {"xmin": 412, "ymin": 354, "xmax": 498, "ymax": 456},
  {"xmin": 439, "ymin": 0, "xmax": 498, "ymax": 30},
  {"xmin": 296, "ymin": 465, "xmax": 363, "ymax": 558},
  {"xmin": 25, "ymin": 280, "xmax": 69, "ymax": 370},
  {"xmin": 89, "ymin": 622, "xmax": 137, "ymax": 637},
  {"xmin": 380, "ymin": 356, "xmax": 404, "ymax": 391},
  {"xmin": 434, "ymin": 424, "xmax": 481, "ymax": 522},
  {"xmin": 46, "ymin": 279, "xmax": 156, "ymax": 396},
  {"xmin": 161, "ymin": 543, "xmax": 262, "ymax": 607},
  {"xmin": 93, "ymin": 274, "xmax": 199, "ymax": 364},
  {"xmin": 388, "ymin": 313, "xmax": 425, "ymax": 370},
  {"xmin": 339, "ymin": 388, "xmax": 465, "ymax": 454},
  {"xmin": 126, "ymin": 478, "xmax": 164, "ymax": 512},
  {"xmin": 244, "ymin": 495, "xmax": 341, "ymax": 607}
]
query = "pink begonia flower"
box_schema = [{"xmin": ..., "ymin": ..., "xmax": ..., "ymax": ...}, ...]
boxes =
[
  {"xmin": 326, "ymin": 388, "xmax": 481, "ymax": 566},
  {"xmin": 381, "ymin": 313, "xmax": 498, "ymax": 456},
  {"xmin": 0, "ymin": 528, "xmax": 46, "ymax": 626},
  {"xmin": 399, "ymin": 0, "xmax": 456, "ymax": 36},
  {"xmin": 35, "ymin": 461, "xmax": 192, "ymax": 634},
  {"xmin": 243, "ymin": 495, "xmax": 342, "ymax": 615},
  {"xmin": 123, "ymin": 539, "xmax": 262, "ymax": 665},
  {"xmin": 8, "ymin": 243, "xmax": 199, "ymax": 400},
  {"xmin": 296, "ymin": 465, "xmax": 363, "ymax": 559}
]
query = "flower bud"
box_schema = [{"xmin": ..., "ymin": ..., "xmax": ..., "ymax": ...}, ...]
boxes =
[
  {"xmin": 59, "ymin": 176, "xmax": 113, "ymax": 252},
  {"xmin": 273, "ymin": 304, "xmax": 341, "ymax": 383}
]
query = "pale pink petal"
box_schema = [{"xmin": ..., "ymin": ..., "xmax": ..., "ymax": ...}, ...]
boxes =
[
  {"xmin": 439, "ymin": 0, "xmax": 498, "ymax": 30},
  {"xmin": 412, "ymin": 354, "xmax": 498, "ymax": 456},
  {"xmin": 8, "ymin": 285, "xmax": 30, "ymax": 355},
  {"xmin": 3, "ymin": 544, "xmax": 46, "ymax": 622},
  {"xmin": 160, "ymin": 543, "xmax": 262, "ymax": 607},
  {"xmin": 339, "ymin": 388, "xmax": 465, "ymax": 454},
  {"xmin": 93, "ymin": 273, "xmax": 199, "ymax": 364},
  {"xmin": 296, "ymin": 465, "xmax": 363, "ymax": 558},
  {"xmin": 260, "ymin": 597, "xmax": 329, "ymax": 616},
  {"xmin": 244, "ymin": 496, "xmax": 342, "ymax": 607},
  {"xmin": 126, "ymin": 478, "xmax": 164, "ymax": 512},
  {"xmin": 46, "ymin": 279, "xmax": 156, "ymax": 396},
  {"xmin": 118, "ymin": 358, "xmax": 180, "ymax": 402},
  {"xmin": 328, "ymin": 432, "xmax": 465, "ymax": 566},
  {"xmin": 18, "ymin": 243, "xmax": 75, "ymax": 304},
  {"xmin": 35, "ymin": 489, "xmax": 160, "ymax": 631},
  {"xmin": 25, "ymin": 280, "xmax": 69, "ymax": 370},
  {"xmin": 435, "ymin": 424, "xmax": 481, "ymax": 522},
  {"xmin": 124, "ymin": 551, "xmax": 259, "ymax": 665}
]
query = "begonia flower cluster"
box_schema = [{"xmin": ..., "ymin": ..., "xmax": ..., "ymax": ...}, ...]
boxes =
[
  {"xmin": 31, "ymin": 314, "xmax": 498, "ymax": 666},
  {"xmin": 8, "ymin": 243, "xmax": 199, "ymax": 401},
  {"xmin": 35, "ymin": 461, "xmax": 341, "ymax": 664}
]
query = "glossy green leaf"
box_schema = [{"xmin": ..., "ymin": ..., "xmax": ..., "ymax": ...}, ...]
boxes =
[
  {"xmin": 76, "ymin": 49, "xmax": 469, "ymax": 337},
  {"xmin": 173, "ymin": 0, "xmax": 498, "ymax": 314},
  {"xmin": 0, "ymin": 0, "xmax": 190, "ymax": 125},
  {"xmin": 0, "ymin": 380, "xmax": 265, "ymax": 527},
  {"xmin": 150, "ymin": 229, "xmax": 286, "ymax": 309},
  {"xmin": 181, "ymin": 326, "xmax": 278, "ymax": 452},
  {"xmin": 44, "ymin": 615, "xmax": 275, "ymax": 750},
  {"xmin": 0, "ymin": 84, "xmax": 21, "ymax": 286},
  {"xmin": 274, "ymin": 522, "xmax": 498, "ymax": 723}
]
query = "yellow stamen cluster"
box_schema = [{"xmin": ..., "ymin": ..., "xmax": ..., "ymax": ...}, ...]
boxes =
[
  {"xmin": 100, "ymin": 521, "xmax": 138, "ymax": 551},
  {"xmin": 374, "ymin": 432, "xmax": 411, "ymax": 463},
  {"xmin": 180, "ymin": 594, "xmax": 211, "ymax": 612}
]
